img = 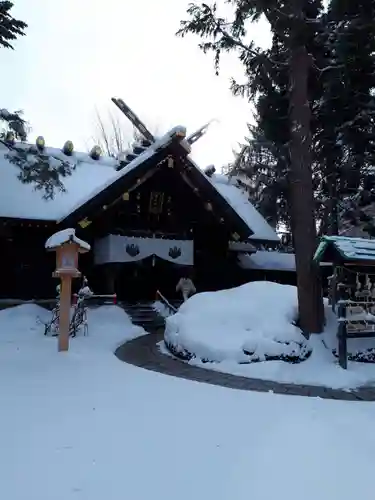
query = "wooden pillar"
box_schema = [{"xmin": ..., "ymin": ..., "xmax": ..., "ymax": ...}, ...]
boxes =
[
  {"xmin": 337, "ymin": 300, "xmax": 347, "ymax": 369},
  {"xmin": 58, "ymin": 275, "xmax": 72, "ymax": 352}
]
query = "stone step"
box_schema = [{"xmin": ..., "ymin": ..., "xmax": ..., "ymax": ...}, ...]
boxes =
[
  {"xmin": 132, "ymin": 318, "xmax": 163, "ymax": 324},
  {"xmin": 121, "ymin": 301, "xmax": 166, "ymax": 333}
]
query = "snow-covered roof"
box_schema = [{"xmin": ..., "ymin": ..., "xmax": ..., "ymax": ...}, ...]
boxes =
[
  {"xmin": 59, "ymin": 126, "xmax": 186, "ymax": 222},
  {"xmin": 0, "ymin": 142, "xmax": 118, "ymax": 221},
  {"xmin": 45, "ymin": 228, "xmax": 90, "ymax": 250},
  {"xmin": 210, "ymin": 175, "xmax": 279, "ymax": 242},
  {"xmin": 314, "ymin": 236, "xmax": 375, "ymax": 263},
  {"xmin": 0, "ymin": 131, "xmax": 279, "ymax": 243},
  {"xmin": 240, "ymin": 250, "xmax": 331, "ymax": 271},
  {"xmin": 238, "ymin": 251, "xmax": 296, "ymax": 271}
]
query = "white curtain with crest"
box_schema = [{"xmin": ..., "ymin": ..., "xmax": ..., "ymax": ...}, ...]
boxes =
[{"xmin": 94, "ymin": 235, "xmax": 194, "ymax": 266}]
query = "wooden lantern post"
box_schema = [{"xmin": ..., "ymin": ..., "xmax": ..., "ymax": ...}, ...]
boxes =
[{"xmin": 45, "ymin": 229, "xmax": 90, "ymax": 352}]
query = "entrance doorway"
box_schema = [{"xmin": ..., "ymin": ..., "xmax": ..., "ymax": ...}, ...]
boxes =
[{"xmin": 116, "ymin": 257, "xmax": 188, "ymax": 302}]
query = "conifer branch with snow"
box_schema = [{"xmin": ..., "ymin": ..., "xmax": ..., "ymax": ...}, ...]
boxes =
[{"xmin": 0, "ymin": 1, "xmax": 27, "ymax": 50}]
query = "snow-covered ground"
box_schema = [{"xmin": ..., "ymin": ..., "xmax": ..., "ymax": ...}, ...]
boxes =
[
  {"xmin": 164, "ymin": 281, "xmax": 375, "ymax": 389},
  {"xmin": 1, "ymin": 303, "xmax": 375, "ymax": 500}
]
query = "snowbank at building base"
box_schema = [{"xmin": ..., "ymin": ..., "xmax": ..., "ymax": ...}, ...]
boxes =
[
  {"xmin": 164, "ymin": 282, "xmax": 375, "ymax": 389},
  {"xmin": 164, "ymin": 281, "xmax": 311, "ymax": 364}
]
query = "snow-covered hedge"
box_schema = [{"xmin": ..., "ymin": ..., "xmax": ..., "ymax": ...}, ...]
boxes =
[
  {"xmin": 332, "ymin": 348, "xmax": 375, "ymax": 363},
  {"xmin": 164, "ymin": 281, "xmax": 311, "ymax": 364}
]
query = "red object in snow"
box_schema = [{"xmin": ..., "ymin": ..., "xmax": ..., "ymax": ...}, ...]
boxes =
[{"xmin": 113, "ymin": 294, "xmax": 117, "ymax": 305}]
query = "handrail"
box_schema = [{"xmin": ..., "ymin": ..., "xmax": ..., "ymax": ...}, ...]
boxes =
[
  {"xmin": 73, "ymin": 293, "xmax": 117, "ymax": 304},
  {"xmin": 156, "ymin": 290, "xmax": 178, "ymax": 314}
]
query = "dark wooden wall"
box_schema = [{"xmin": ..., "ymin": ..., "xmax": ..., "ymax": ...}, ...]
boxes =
[
  {"xmin": 0, "ymin": 223, "xmax": 56, "ymax": 299},
  {"xmin": 1, "ymin": 166, "xmax": 312, "ymax": 300},
  {"xmin": 75, "ymin": 167, "xmax": 235, "ymax": 300}
]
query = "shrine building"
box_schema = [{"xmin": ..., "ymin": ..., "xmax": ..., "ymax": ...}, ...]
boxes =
[{"xmin": 0, "ymin": 125, "xmax": 284, "ymax": 301}]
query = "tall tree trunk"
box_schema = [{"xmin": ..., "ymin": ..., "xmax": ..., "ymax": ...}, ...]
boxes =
[
  {"xmin": 328, "ymin": 174, "xmax": 339, "ymax": 235},
  {"xmin": 288, "ymin": 44, "xmax": 324, "ymax": 334},
  {"xmin": 325, "ymin": 155, "xmax": 339, "ymax": 235}
]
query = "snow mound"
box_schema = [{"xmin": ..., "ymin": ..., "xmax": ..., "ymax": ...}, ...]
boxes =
[
  {"xmin": 164, "ymin": 281, "xmax": 311, "ymax": 364},
  {"xmin": 0, "ymin": 303, "xmax": 145, "ymax": 354},
  {"xmin": 0, "ymin": 303, "xmax": 50, "ymax": 340},
  {"xmin": 87, "ymin": 305, "xmax": 145, "ymax": 349}
]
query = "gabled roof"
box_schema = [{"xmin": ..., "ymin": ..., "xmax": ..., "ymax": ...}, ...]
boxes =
[
  {"xmin": 58, "ymin": 128, "xmax": 255, "ymax": 239},
  {"xmin": 59, "ymin": 131, "xmax": 279, "ymax": 242},
  {"xmin": 0, "ymin": 127, "xmax": 280, "ymax": 242},
  {"xmin": 209, "ymin": 175, "xmax": 279, "ymax": 242},
  {"xmin": 314, "ymin": 235, "xmax": 375, "ymax": 265},
  {"xmin": 58, "ymin": 127, "xmax": 197, "ymax": 222}
]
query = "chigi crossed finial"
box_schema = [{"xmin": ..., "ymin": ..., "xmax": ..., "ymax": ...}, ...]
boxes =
[{"xmin": 111, "ymin": 96, "xmax": 216, "ymax": 148}]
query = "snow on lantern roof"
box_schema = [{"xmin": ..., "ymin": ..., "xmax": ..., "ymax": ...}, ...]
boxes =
[
  {"xmin": 45, "ymin": 228, "xmax": 90, "ymax": 251},
  {"xmin": 314, "ymin": 235, "xmax": 375, "ymax": 264}
]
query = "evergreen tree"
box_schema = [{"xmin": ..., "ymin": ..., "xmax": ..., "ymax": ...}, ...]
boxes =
[
  {"xmin": 230, "ymin": 8, "xmax": 338, "ymax": 236},
  {"xmin": 0, "ymin": 1, "xmax": 27, "ymax": 49},
  {"xmin": 0, "ymin": 108, "xmax": 27, "ymax": 140},
  {"xmin": 230, "ymin": 124, "xmax": 290, "ymax": 230},
  {"xmin": 229, "ymin": 30, "xmax": 293, "ymax": 233},
  {"xmin": 230, "ymin": 0, "xmax": 375, "ymax": 239},
  {"xmin": 314, "ymin": 1, "xmax": 375, "ymax": 236},
  {"xmin": 5, "ymin": 145, "xmax": 75, "ymax": 200},
  {"xmin": 328, "ymin": 0, "xmax": 375, "ymax": 172},
  {"xmin": 0, "ymin": 109, "xmax": 74, "ymax": 200},
  {"xmin": 178, "ymin": 0, "xmax": 325, "ymax": 333}
]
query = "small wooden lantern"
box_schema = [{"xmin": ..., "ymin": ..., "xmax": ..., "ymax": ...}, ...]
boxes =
[
  {"xmin": 45, "ymin": 229, "xmax": 90, "ymax": 352},
  {"xmin": 53, "ymin": 243, "xmax": 81, "ymax": 278}
]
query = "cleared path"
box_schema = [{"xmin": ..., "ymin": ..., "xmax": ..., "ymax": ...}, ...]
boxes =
[{"xmin": 115, "ymin": 331, "xmax": 375, "ymax": 401}]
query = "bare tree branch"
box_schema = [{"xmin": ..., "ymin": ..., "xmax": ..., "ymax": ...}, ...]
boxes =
[{"xmin": 93, "ymin": 109, "xmax": 130, "ymax": 158}]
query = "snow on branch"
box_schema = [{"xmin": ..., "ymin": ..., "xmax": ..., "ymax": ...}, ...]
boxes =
[
  {"xmin": 177, "ymin": 2, "xmax": 277, "ymax": 94},
  {"xmin": 3, "ymin": 143, "xmax": 76, "ymax": 200},
  {"xmin": 0, "ymin": 108, "xmax": 27, "ymax": 140}
]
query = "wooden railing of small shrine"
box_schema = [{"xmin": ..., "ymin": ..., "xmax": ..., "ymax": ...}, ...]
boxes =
[{"xmin": 336, "ymin": 290, "xmax": 375, "ymax": 369}]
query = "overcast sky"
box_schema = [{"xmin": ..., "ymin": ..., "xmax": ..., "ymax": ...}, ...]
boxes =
[{"xmin": 0, "ymin": 0, "xmax": 270, "ymax": 168}]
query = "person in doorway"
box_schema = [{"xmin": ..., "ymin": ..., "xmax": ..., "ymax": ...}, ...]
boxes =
[{"xmin": 176, "ymin": 273, "xmax": 196, "ymax": 302}]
